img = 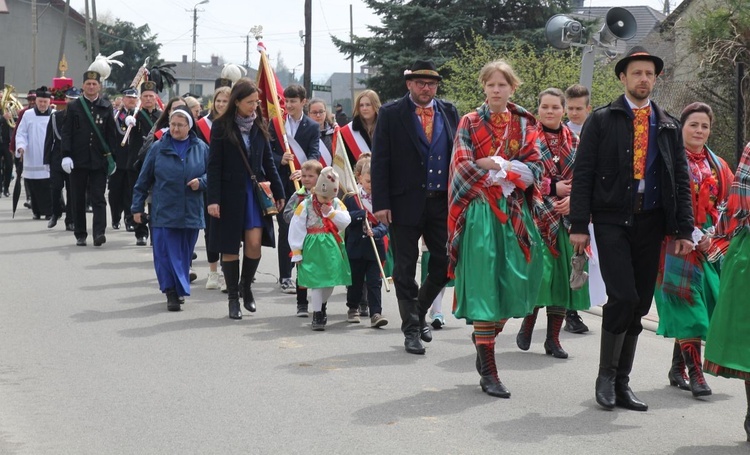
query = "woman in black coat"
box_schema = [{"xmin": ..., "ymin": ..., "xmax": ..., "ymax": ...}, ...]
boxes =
[{"xmin": 207, "ymin": 78, "xmax": 285, "ymax": 320}]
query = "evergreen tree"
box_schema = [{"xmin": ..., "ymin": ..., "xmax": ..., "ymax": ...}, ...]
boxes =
[
  {"xmin": 332, "ymin": 0, "xmax": 569, "ymax": 101},
  {"xmin": 93, "ymin": 19, "xmax": 163, "ymax": 91}
]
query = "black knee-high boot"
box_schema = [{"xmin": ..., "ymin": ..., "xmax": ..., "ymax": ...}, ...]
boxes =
[
  {"xmin": 544, "ymin": 311, "xmax": 568, "ymax": 359},
  {"xmin": 668, "ymin": 339, "xmax": 690, "ymax": 390},
  {"xmin": 595, "ymin": 330, "xmax": 625, "ymax": 410},
  {"xmin": 475, "ymin": 338, "xmax": 510, "ymax": 398},
  {"xmin": 516, "ymin": 307, "xmax": 539, "ymax": 351},
  {"xmin": 242, "ymin": 256, "xmax": 260, "ymax": 313},
  {"xmin": 222, "ymin": 260, "xmax": 241, "ymax": 320},
  {"xmin": 615, "ymin": 335, "xmax": 648, "ymax": 411}
]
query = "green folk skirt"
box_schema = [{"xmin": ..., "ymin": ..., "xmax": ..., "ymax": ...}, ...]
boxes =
[
  {"xmin": 704, "ymin": 229, "xmax": 750, "ymax": 380},
  {"xmin": 297, "ymin": 233, "xmax": 352, "ymax": 288},
  {"xmin": 453, "ymin": 197, "xmax": 543, "ymax": 322},
  {"xmin": 536, "ymin": 229, "xmax": 591, "ymax": 310}
]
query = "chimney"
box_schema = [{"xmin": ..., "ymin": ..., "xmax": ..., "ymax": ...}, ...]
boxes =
[
  {"xmin": 211, "ymin": 55, "xmax": 219, "ymax": 66},
  {"xmin": 182, "ymin": 55, "xmax": 188, "ymax": 63}
]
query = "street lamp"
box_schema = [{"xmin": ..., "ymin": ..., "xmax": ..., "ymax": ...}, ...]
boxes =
[{"xmin": 190, "ymin": 0, "xmax": 209, "ymax": 94}]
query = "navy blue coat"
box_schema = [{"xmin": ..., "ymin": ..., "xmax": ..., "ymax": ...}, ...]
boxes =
[
  {"xmin": 269, "ymin": 114, "xmax": 320, "ymax": 198},
  {"xmin": 131, "ymin": 131, "xmax": 208, "ymax": 229},
  {"xmin": 371, "ymin": 94, "xmax": 459, "ymax": 226},
  {"xmin": 207, "ymin": 120, "xmax": 285, "ymax": 252},
  {"xmin": 343, "ymin": 194, "xmax": 388, "ymax": 261}
]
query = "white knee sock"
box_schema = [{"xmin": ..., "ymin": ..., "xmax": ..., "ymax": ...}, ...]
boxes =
[{"xmin": 310, "ymin": 287, "xmax": 334, "ymax": 311}]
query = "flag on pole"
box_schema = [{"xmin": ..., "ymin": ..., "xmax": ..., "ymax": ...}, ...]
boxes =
[
  {"xmin": 332, "ymin": 131, "xmax": 358, "ymax": 195},
  {"xmin": 255, "ymin": 41, "xmax": 285, "ymax": 121}
]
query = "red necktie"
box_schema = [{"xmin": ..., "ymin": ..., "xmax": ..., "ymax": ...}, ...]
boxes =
[
  {"xmin": 416, "ymin": 106, "xmax": 434, "ymax": 143},
  {"xmin": 632, "ymin": 105, "xmax": 651, "ymax": 180}
]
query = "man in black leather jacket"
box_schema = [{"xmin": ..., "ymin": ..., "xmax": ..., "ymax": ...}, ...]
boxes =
[{"xmin": 569, "ymin": 47, "xmax": 694, "ymax": 412}]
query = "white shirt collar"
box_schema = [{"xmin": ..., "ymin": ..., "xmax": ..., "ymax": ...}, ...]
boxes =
[{"xmin": 624, "ymin": 95, "xmax": 650, "ymax": 111}]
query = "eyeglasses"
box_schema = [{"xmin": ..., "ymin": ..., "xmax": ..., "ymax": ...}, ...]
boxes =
[
  {"xmin": 413, "ymin": 80, "xmax": 439, "ymax": 89},
  {"xmin": 169, "ymin": 122, "xmax": 189, "ymax": 129},
  {"xmin": 310, "ymin": 110, "xmax": 326, "ymax": 115}
]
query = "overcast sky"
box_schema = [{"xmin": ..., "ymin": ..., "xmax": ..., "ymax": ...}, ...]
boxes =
[{"xmin": 68, "ymin": 0, "xmax": 679, "ymax": 82}]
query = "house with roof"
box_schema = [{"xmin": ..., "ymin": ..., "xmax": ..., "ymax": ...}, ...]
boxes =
[
  {"xmin": 0, "ymin": 0, "xmax": 89, "ymax": 92},
  {"xmin": 165, "ymin": 55, "xmax": 257, "ymax": 102}
]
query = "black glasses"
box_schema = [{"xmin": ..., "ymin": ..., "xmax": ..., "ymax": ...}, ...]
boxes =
[
  {"xmin": 413, "ymin": 80, "xmax": 439, "ymax": 89},
  {"xmin": 310, "ymin": 110, "xmax": 326, "ymax": 115}
]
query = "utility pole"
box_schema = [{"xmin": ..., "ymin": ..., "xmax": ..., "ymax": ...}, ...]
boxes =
[
  {"xmin": 91, "ymin": 0, "xmax": 100, "ymax": 57},
  {"xmin": 303, "ymin": 0, "xmax": 312, "ymax": 96},
  {"xmin": 350, "ymin": 4, "xmax": 354, "ymax": 110},
  {"xmin": 83, "ymin": 0, "xmax": 91, "ymax": 62},
  {"xmin": 57, "ymin": 0, "xmax": 71, "ymax": 76},
  {"xmin": 31, "ymin": 0, "xmax": 37, "ymax": 87},
  {"xmin": 189, "ymin": 0, "xmax": 209, "ymax": 93},
  {"xmin": 245, "ymin": 34, "xmax": 250, "ymax": 69}
]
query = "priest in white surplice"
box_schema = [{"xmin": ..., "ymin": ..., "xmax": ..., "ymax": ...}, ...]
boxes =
[{"xmin": 15, "ymin": 87, "xmax": 53, "ymax": 218}]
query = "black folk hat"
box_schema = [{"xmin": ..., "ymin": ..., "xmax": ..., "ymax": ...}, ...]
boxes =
[
  {"xmin": 35, "ymin": 86, "xmax": 52, "ymax": 98},
  {"xmin": 83, "ymin": 70, "xmax": 102, "ymax": 83},
  {"xmin": 214, "ymin": 78, "xmax": 232, "ymax": 90},
  {"xmin": 404, "ymin": 60, "xmax": 442, "ymax": 81},
  {"xmin": 614, "ymin": 46, "xmax": 664, "ymax": 77},
  {"xmin": 141, "ymin": 81, "xmax": 158, "ymax": 94}
]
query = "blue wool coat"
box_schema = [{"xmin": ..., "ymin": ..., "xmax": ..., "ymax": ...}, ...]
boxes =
[{"xmin": 131, "ymin": 131, "xmax": 209, "ymax": 229}]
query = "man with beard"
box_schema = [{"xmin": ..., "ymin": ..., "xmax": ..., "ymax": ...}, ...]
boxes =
[{"xmin": 569, "ymin": 47, "xmax": 694, "ymax": 412}]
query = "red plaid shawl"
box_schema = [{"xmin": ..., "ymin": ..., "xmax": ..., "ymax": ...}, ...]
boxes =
[
  {"xmin": 658, "ymin": 146, "xmax": 733, "ymax": 303},
  {"xmin": 447, "ymin": 102, "xmax": 541, "ymax": 278},
  {"xmin": 534, "ymin": 123, "xmax": 579, "ymax": 256},
  {"xmin": 716, "ymin": 142, "xmax": 750, "ymax": 243}
]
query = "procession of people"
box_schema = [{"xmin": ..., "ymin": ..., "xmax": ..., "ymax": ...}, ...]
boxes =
[{"xmin": 4, "ymin": 47, "xmax": 750, "ymax": 441}]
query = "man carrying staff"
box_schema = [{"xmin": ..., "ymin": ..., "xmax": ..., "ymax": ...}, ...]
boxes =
[
  {"xmin": 371, "ymin": 60, "xmax": 459, "ymax": 355},
  {"xmin": 61, "ymin": 70, "xmax": 118, "ymax": 247},
  {"xmin": 569, "ymin": 47, "xmax": 694, "ymax": 411}
]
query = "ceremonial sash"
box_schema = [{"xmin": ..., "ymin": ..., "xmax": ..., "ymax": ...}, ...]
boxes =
[
  {"xmin": 197, "ymin": 117, "xmax": 212, "ymax": 144},
  {"xmin": 318, "ymin": 138, "xmax": 332, "ymax": 166},
  {"xmin": 139, "ymin": 109, "xmax": 155, "ymax": 130},
  {"xmin": 340, "ymin": 122, "xmax": 370, "ymax": 159},
  {"xmin": 79, "ymin": 98, "xmax": 111, "ymax": 155},
  {"xmin": 272, "ymin": 117, "xmax": 306, "ymax": 169}
]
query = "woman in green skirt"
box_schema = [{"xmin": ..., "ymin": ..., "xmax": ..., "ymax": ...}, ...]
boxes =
[
  {"xmin": 655, "ymin": 103, "xmax": 733, "ymax": 397},
  {"xmin": 517, "ymin": 88, "xmax": 590, "ymax": 359},
  {"xmin": 447, "ymin": 60, "xmax": 544, "ymax": 399},
  {"xmin": 704, "ymin": 142, "xmax": 750, "ymax": 440}
]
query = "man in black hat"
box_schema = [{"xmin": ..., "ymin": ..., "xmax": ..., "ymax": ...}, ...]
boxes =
[
  {"xmin": 569, "ymin": 47, "xmax": 694, "ymax": 411},
  {"xmin": 335, "ymin": 103, "xmax": 348, "ymax": 127},
  {"xmin": 124, "ymin": 80, "xmax": 162, "ymax": 241},
  {"xmin": 109, "ymin": 88, "xmax": 137, "ymax": 230},
  {"xmin": 61, "ymin": 70, "xmax": 118, "ymax": 247},
  {"xmin": 44, "ymin": 88, "xmax": 79, "ymax": 230},
  {"xmin": 10, "ymin": 91, "xmax": 37, "ymax": 208},
  {"xmin": 371, "ymin": 60, "xmax": 459, "ymax": 355}
]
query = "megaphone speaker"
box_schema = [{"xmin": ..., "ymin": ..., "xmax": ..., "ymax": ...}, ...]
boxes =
[
  {"xmin": 545, "ymin": 14, "xmax": 583, "ymax": 50},
  {"xmin": 598, "ymin": 7, "xmax": 637, "ymax": 45}
]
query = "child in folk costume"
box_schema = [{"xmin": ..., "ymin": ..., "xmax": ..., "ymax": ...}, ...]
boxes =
[
  {"xmin": 343, "ymin": 155, "xmax": 389, "ymax": 328},
  {"xmin": 517, "ymin": 88, "xmax": 590, "ymax": 359},
  {"xmin": 448, "ymin": 60, "xmax": 544, "ymax": 399},
  {"xmin": 283, "ymin": 159, "xmax": 323, "ymax": 317},
  {"xmin": 656, "ymin": 102, "xmax": 734, "ymax": 397},
  {"xmin": 289, "ymin": 167, "xmax": 352, "ymax": 331}
]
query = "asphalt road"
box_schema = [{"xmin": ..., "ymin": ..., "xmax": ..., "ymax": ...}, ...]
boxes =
[{"xmin": 1, "ymin": 195, "xmax": 748, "ymax": 455}]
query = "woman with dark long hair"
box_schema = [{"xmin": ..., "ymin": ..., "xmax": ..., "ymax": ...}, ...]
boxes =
[{"xmin": 207, "ymin": 78, "xmax": 285, "ymax": 319}]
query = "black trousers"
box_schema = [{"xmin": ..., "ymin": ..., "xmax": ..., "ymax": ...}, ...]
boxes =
[
  {"xmin": 276, "ymin": 213, "xmax": 292, "ymax": 280},
  {"xmin": 70, "ymin": 167, "xmax": 107, "ymax": 240},
  {"xmin": 389, "ymin": 197, "xmax": 450, "ymax": 308},
  {"xmin": 347, "ymin": 258, "xmax": 382, "ymax": 315},
  {"xmin": 50, "ymin": 169, "xmax": 71, "ymax": 221},
  {"xmin": 594, "ymin": 209, "xmax": 665, "ymax": 336},
  {"xmin": 127, "ymin": 170, "xmax": 149, "ymax": 239},
  {"xmin": 108, "ymin": 168, "xmax": 131, "ymax": 224},
  {"xmin": 1, "ymin": 147, "xmax": 12, "ymax": 191},
  {"xmin": 27, "ymin": 178, "xmax": 52, "ymax": 217}
]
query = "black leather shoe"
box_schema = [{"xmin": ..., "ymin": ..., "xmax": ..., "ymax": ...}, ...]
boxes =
[
  {"xmin": 228, "ymin": 299, "xmax": 242, "ymax": 320},
  {"xmin": 47, "ymin": 215, "xmax": 58, "ymax": 229},
  {"xmin": 136, "ymin": 237, "xmax": 147, "ymax": 246},
  {"xmin": 420, "ymin": 322, "xmax": 433, "ymax": 343},
  {"xmin": 93, "ymin": 234, "xmax": 106, "ymax": 246},
  {"xmin": 32, "ymin": 214, "xmax": 41, "ymax": 220},
  {"xmin": 404, "ymin": 335, "xmax": 425, "ymax": 355},
  {"xmin": 24, "ymin": 201, "xmax": 32, "ymax": 209},
  {"xmin": 2, "ymin": 191, "xmax": 9, "ymax": 197},
  {"xmin": 125, "ymin": 223, "xmax": 135, "ymax": 232},
  {"xmin": 166, "ymin": 290, "xmax": 181, "ymax": 312},
  {"xmin": 66, "ymin": 223, "xmax": 75, "ymax": 231},
  {"xmin": 615, "ymin": 386, "xmax": 648, "ymax": 411},
  {"xmin": 76, "ymin": 238, "xmax": 87, "ymax": 246},
  {"xmin": 112, "ymin": 222, "xmax": 121, "ymax": 230}
]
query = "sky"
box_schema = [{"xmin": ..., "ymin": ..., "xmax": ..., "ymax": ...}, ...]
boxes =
[{"xmin": 69, "ymin": 0, "xmax": 680, "ymax": 83}]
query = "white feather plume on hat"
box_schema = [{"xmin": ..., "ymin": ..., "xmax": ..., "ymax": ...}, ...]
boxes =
[
  {"xmin": 221, "ymin": 63, "xmax": 247, "ymax": 84},
  {"xmin": 88, "ymin": 51, "xmax": 125, "ymax": 81}
]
